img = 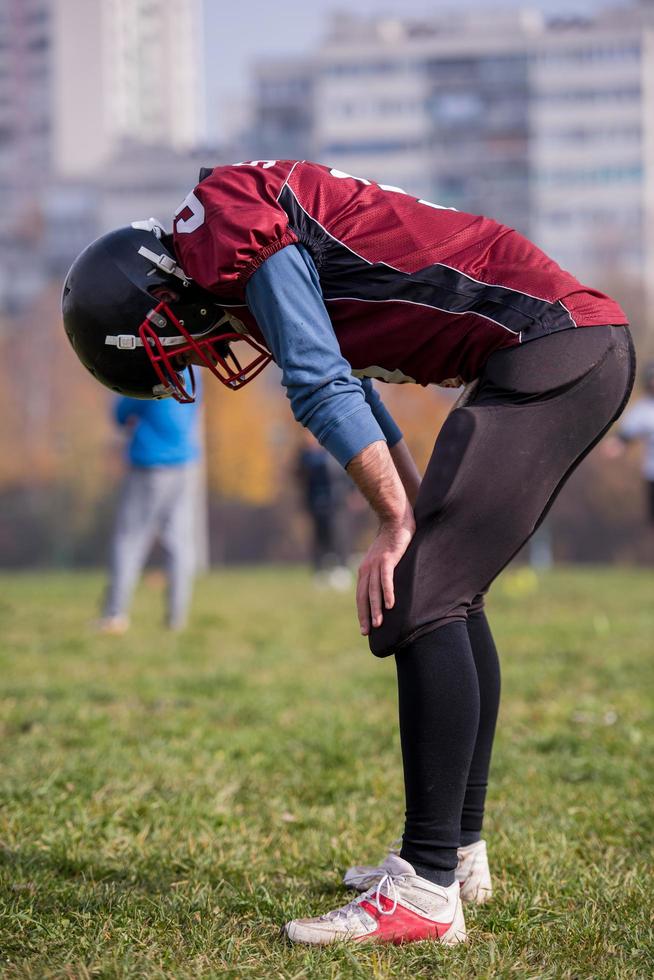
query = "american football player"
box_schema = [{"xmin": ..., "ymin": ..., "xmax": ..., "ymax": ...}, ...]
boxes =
[{"xmin": 62, "ymin": 160, "xmax": 634, "ymax": 946}]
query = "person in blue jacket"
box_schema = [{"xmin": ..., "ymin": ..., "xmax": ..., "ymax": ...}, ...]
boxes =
[{"xmin": 98, "ymin": 371, "xmax": 203, "ymax": 633}]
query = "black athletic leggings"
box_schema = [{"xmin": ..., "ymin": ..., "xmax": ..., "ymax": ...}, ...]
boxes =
[{"xmin": 370, "ymin": 325, "xmax": 636, "ymax": 886}]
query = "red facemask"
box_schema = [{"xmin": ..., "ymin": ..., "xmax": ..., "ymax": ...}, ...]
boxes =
[{"xmin": 138, "ymin": 301, "xmax": 272, "ymax": 402}]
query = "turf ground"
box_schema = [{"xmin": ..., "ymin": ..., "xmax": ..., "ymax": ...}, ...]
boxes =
[{"xmin": 0, "ymin": 567, "xmax": 652, "ymax": 979}]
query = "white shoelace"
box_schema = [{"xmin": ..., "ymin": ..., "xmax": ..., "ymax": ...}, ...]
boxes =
[
  {"xmin": 372, "ymin": 873, "xmax": 399, "ymax": 916},
  {"xmin": 328, "ymin": 872, "xmax": 400, "ymax": 925}
]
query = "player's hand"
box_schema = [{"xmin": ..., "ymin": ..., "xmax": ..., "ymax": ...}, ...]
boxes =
[{"xmin": 356, "ymin": 509, "xmax": 415, "ymax": 636}]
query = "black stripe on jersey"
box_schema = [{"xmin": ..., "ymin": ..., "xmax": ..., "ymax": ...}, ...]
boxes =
[{"xmin": 279, "ymin": 185, "xmax": 576, "ymax": 340}]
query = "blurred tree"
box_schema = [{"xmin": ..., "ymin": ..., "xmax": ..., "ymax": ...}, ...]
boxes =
[
  {"xmin": 204, "ymin": 368, "xmax": 287, "ymax": 506},
  {"xmin": 380, "ymin": 382, "xmax": 451, "ymax": 471},
  {"xmin": 0, "ymin": 284, "xmax": 115, "ymax": 564},
  {"xmin": 0, "ymin": 277, "xmax": 651, "ymax": 566}
]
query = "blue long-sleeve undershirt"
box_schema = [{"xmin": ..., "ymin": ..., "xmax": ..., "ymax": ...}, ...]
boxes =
[{"xmin": 245, "ymin": 244, "xmax": 402, "ymax": 468}]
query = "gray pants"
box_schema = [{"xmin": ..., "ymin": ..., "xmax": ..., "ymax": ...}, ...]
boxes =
[{"xmin": 104, "ymin": 463, "xmax": 199, "ymax": 627}]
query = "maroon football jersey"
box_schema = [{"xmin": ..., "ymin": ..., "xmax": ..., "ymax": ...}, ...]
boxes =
[{"xmin": 172, "ymin": 160, "xmax": 627, "ymax": 387}]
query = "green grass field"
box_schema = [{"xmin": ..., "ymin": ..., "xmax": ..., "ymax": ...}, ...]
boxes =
[{"xmin": 0, "ymin": 567, "xmax": 652, "ymax": 979}]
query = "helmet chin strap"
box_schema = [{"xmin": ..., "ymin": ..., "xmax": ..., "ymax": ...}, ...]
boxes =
[
  {"xmin": 137, "ymin": 245, "xmax": 191, "ymax": 284},
  {"xmin": 105, "ymin": 332, "xmax": 185, "ymax": 350},
  {"xmin": 105, "ymin": 311, "xmax": 234, "ymax": 351}
]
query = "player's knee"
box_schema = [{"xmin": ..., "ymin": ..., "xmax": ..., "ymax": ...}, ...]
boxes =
[{"xmin": 368, "ymin": 599, "xmax": 468, "ymax": 658}]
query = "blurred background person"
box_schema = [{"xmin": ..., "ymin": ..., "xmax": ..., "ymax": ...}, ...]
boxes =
[
  {"xmin": 98, "ymin": 371, "xmax": 203, "ymax": 634},
  {"xmin": 296, "ymin": 429, "xmax": 355, "ymax": 588},
  {"xmin": 604, "ymin": 361, "xmax": 654, "ymax": 530}
]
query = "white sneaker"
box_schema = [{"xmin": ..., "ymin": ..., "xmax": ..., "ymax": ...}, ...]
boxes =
[
  {"xmin": 455, "ymin": 839, "xmax": 492, "ymax": 904},
  {"xmin": 94, "ymin": 615, "xmax": 130, "ymax": 636},
  {"xmin": 344, "ymin": 838, "xmax": 492, "ymax": 905},
  {"xmin": 285, "ymin": 853, "xmax": 466, "ymax": 946}
]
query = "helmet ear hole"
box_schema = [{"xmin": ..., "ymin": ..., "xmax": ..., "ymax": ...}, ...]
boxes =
[{"xmin": 150, "ymin": 286, "xmax": 179, "ymax": 303}]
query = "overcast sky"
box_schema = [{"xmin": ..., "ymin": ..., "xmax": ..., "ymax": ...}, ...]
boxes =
[{"xmin": 203, "ymin": 0, "xmax": 629, "ymax": 139}]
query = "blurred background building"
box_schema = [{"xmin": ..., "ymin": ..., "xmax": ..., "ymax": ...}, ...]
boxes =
[
  {"xmin": 1, "ymin": 0, "xmax": 220, "ymax": 309},
  {"xmin": 0, "ymin": 0, "xmax": 653, "ymax": 567},
  {"xmin": 254, "ymin": 1, "xmax": 654, "ymax": 293},
  {"xmin": 54, "ymin": 0, "xmax": 206, "ymax": 178}
]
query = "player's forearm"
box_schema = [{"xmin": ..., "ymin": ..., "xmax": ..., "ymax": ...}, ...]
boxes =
[
  {"xmin": 346, "ymin": 440, "xmax": 414, "ymax": 528},
  {"xmin": 389, "ymin": 438, "xmax": 421, "ymax": 508}
]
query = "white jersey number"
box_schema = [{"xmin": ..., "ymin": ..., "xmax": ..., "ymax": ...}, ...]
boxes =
[
  {"xmin": 173, "ymin": 163, "xmax": 277, "ymax": 234},
  {"xmin": 234, "ymin": 159, "xmax": 277, "ymax": 169},
  {"xmin": 173, "ymin": 190, "xmax": 205, "ymax": 234}
]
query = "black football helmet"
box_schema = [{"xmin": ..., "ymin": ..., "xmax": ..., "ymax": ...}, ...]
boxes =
[{"xmin": 61, "ymin": 219, "xmax": 272, "ymax": 401}]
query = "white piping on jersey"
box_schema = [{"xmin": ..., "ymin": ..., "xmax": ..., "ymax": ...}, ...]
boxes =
[
  {"xmin": 275, "ymin": 160, "xmax": 303, "ymax": 203},
  {"xmin": 326, "ymin": 295, "xmax": 522, "ymax": 337},
  {"xmin": 558, "ymin": 299, "xmax": 578, "ymax": 328},
  {"xmin": 283, "ymin": 183, "xmax": 377, "ymax": 267},
  {"xmin": 282, "ymin": 186, "xmax": 519, "ymax": 335},
  {"xmin": 433, "ymin": 259, "xmax": 575, "ymax": 310},
  {"xmin": 282, "ymin": 179, "xmax": 573, "ymax": 316}
]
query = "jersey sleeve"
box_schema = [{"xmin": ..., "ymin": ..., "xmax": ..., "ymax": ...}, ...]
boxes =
[{"xmin": 172, "ymin": 161, "xmax": 299, "ymax": 299}]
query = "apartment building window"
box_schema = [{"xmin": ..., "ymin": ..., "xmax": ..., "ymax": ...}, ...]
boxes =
[
  {"xmin": 423, "ymin": 58, "xmax": 474, "ymax": 78},
  {"xmin": 378, "ymin": 100, "xmax": 420, "ymax": 115},
  {"xmin": 544, "ymin": 207, "xmax": 642, "ymax": 226},
  {"xmin": 536, "ymin": 87, "xmax": 641, "ymax": 103},
  {"xmin": 539, "ymin": 165, "xmax": 643, "ymax": 184},
  {"xmin": 537, "ymin": 43, "xmax": 640, "ymax": 63},
  {"xmin": 323, "ymin": 60, "xmax": 403, "ymax": 77},
  {"xmin": 327, "ymin": 99, "xmax": 420, "ymax": 118},
  {"xmin": 322, "ymin": 138, "xmax": 423, "ymax": 155},
  {"xmin": 478, "ymin": 56, "xmax": 528, "ymax": 83},
  {"xmin": 428, "ymin": 93, "xmax": 484, "ymax": 124},
  {"xmin": 540, "ymin": 126, "xmax": 641, "ymax": 143}
]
